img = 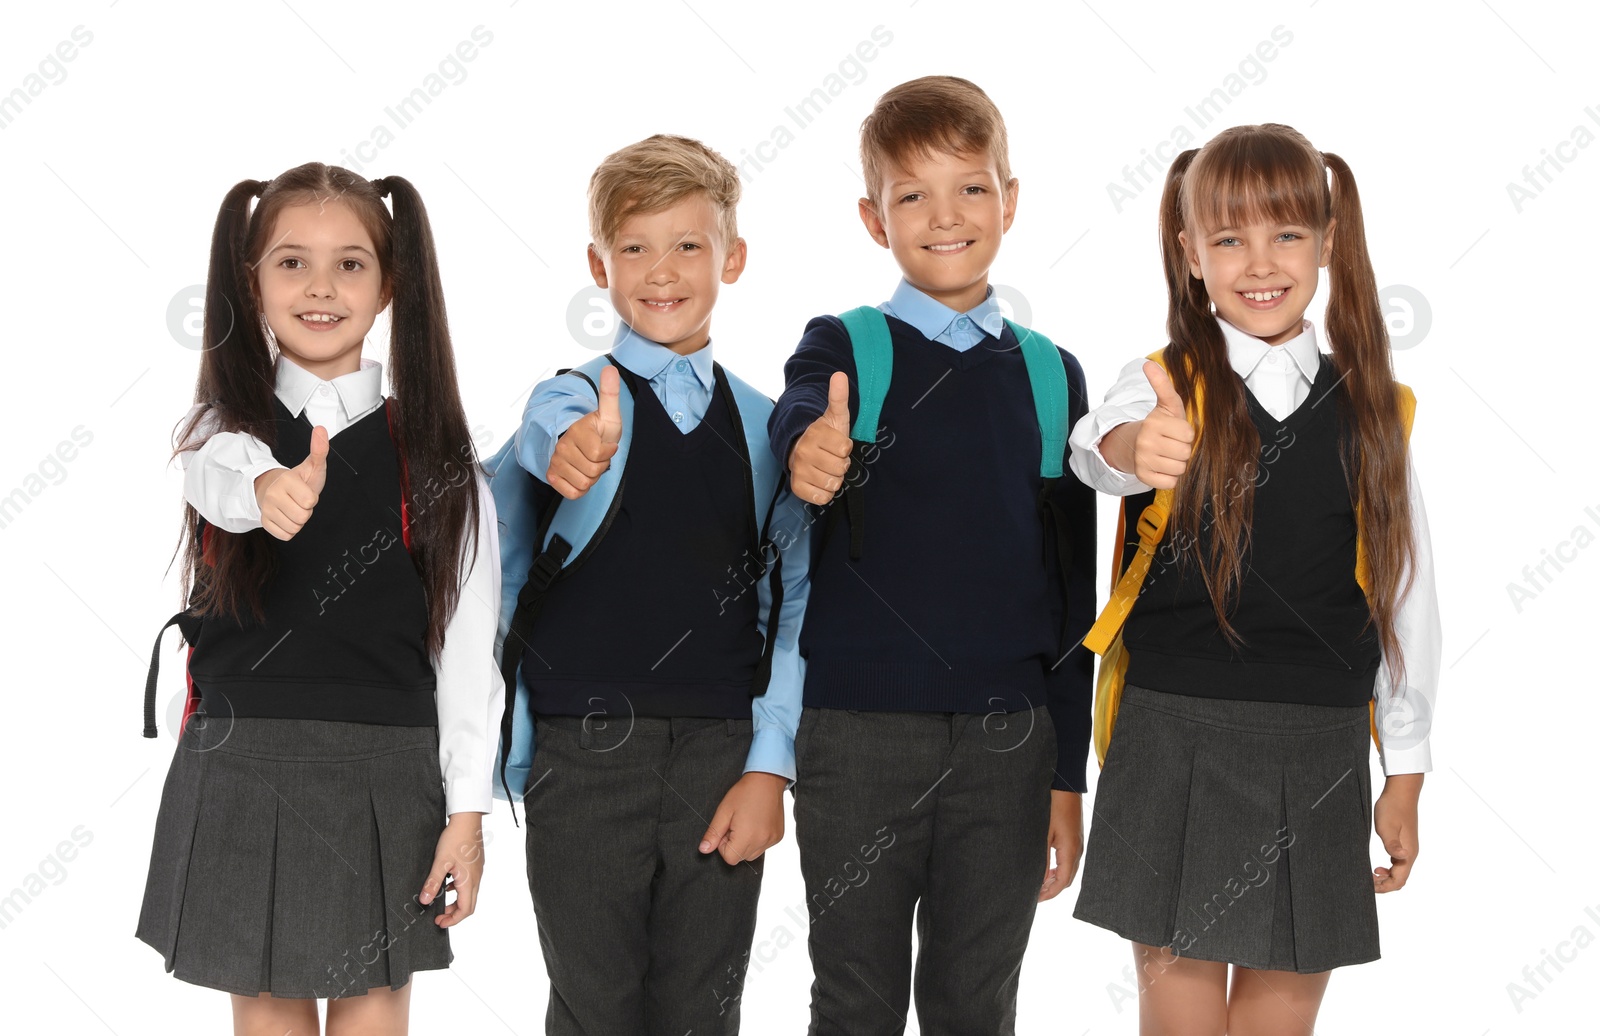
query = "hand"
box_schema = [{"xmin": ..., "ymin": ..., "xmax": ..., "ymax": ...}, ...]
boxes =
[
  {"xmin": 421, "ymin": 812, "xmax": 485, "ymax": 927},
  {"xmin": 699, "ymin": 771, "xmax": 787, "ymax": 865},
  {"xmin": 788, "ymin": 371, "xmax": 853, "ymax": 506},
  {"xmin": 1040, "ymin": 789, "xmax": 1084, "ymax": 902},
  {"xmin": 546, "ymin": 365, "xmax": 623, "ymax": 500},
  {"xmin": 1103, "ymin": 362, "xmax": 1195, "ymax": 489},
  {"xmin": 254, "ymin": 425, "xmax": 328, "ymax": 540},
  {"xmin": 1373, "ymin": 772, "xmax": 1421, "ymax": 892}
]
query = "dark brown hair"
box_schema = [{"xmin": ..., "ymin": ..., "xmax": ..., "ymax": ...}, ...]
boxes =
[
  {"xmin": 860, "ymin": 76, "xmax": 1011, "ymax": 208},
  {"xmin": 175, "ymin": 163, "xmax": 479, "ymax": 659},
  {"xmin": 1158, "ymin": 124, "xmax": 1414, "ymax": 678}
]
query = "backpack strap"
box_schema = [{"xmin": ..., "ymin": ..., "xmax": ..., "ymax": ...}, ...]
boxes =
[
  {"xmin": 838, "ymin": 306, "xmax": 894, "ymax": 445},
  {"xmin": 1005, "ymin": 319, "xmax": 1069, "ymax": 480},
  {"xmin": 494, "ymin": 356, "xmax": 637, "ymax": 814}
]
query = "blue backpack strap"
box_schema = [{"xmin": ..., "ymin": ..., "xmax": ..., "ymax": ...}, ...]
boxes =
[
  {"xmin": 838, "ymin": 306, "xmax": 893, "ymax": 444},
  {"xmin": 1005, "ymin": 319, "xmax": 1069, "ymax": 479},
  {"xmin": 491, "ymin": 354, "xmax": 636, "ymax": 815}
]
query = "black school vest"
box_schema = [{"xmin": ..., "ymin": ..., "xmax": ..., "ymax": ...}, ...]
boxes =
[
  {"xmin": 1122, "ymin": 356, "xmax": 1381, "ymax": 706},
  {"xmin": 185, "ymin": 399, "xmax": 437, "ymax": 725},
  {"xmin": 521, "ymin": 367, "xmax": 764, "ymax": 719}
]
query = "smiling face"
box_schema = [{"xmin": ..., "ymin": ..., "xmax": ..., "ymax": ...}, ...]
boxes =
[
  {"xmin": 859, "ymin": 148, "xmax": 1017, "ymax": 314},
  {"xmin": 588, "ymin": 193, "xmax": 746, "ymax": 356},
  {"xmin": 1179, "ymin": 217, "xmax": 1335, "ymax": 346},
  {"xmin": 252, "ymin": 198, "xmax": 389, "ymax": 379}
]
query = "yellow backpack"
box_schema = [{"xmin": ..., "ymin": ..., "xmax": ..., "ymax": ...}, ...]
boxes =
[{"xmin": 1081, "ymin": 349, "xmax": 1416, "ymax": 766}]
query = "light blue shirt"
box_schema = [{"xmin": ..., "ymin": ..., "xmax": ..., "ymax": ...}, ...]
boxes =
[
  {"xmin": 879, "ymin": 278, "xmax": 1008, "ymax": 351},
  {"xmin": 514, "ymin": 322, "xmax": 805, "ymax": 782}
]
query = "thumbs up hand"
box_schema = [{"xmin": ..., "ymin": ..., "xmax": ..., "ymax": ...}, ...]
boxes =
[
  {"xmin": 256, "ymin": 425, "xmax": 329, "ymax": 541},
  {"xmin": 788, "ymin": 371, "xmax": 854, "ymax": 506},
  {"xmin": 547, "ymin": 365, "xmax": 623, "ymax": 500},
  {"xmin": 1128, "ymin": 361, "xmax": 1195, "ymax": 489}
]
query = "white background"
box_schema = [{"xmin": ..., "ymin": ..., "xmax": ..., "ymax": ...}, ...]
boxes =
[{"xmin": 2, "ymin": 0, "xmax": 1596, "ymax": 1032}]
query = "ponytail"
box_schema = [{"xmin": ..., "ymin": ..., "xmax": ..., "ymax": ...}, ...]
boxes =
[
  {"xmin": 1160, "ymin": 148, "xmax": 1259, "ymax": 642},
  {"xmin": 373, "ymin": 174, "xmax": 481, "ymax": 659},
  {"xmin": 1321, "ymin": 152, "xmax": 1415, "ymax": 681}
]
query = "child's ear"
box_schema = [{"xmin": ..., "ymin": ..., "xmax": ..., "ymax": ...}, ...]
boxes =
[
  {"xmin": 858, "ymin": 197, "xmax": 890, "ymax": 249},
  {"xmin": 720, "ymin": 237, "xmax": 748, "ymax": 285},
  {"xmin": 1319, "ymin": 218, "xmax": 1337, "ymax": 268},
  {"xmin": 587, "ymin": 244, "xmax": 609, "ymax": 288},
  {"xmin": 1178, "ymin": 229, "xmax": 1202, "ymax": 280},
  {"xmin": 1001, "ymin": 177, "xmax": 1020, "ymax": 233}
]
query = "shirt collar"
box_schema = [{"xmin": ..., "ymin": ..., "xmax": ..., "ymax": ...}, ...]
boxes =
[
  {"xmin": 610, "ymin": 322, "xmax": 715, "ymax": 388},
  {"xmin": 274, "ymin": 354, "xmax": 383, "ymax": 418},
  {"xmin": 1217, "ymin": 317, "xmax": 1322, "ymax": 383},
  {"xmin": 885, "ymin": 278, "xmax": 1007, "ymax": 341}
]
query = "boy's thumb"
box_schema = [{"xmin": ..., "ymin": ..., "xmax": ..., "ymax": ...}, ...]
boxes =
[
  {"xmin": 1144, "ymin": 361, "xmax": 1185, "ymax": 418},
  {"xmin": 823, "ymin": 371, "xmax": 851, "ymax": 432},
  {"xmin": 596, "ymin": 365, "xmax": 623, "ymax": 444}
]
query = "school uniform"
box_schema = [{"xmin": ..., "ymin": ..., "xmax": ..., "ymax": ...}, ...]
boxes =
[
  {"xmin": 137, "ymin": 355, "xmax": 502, "ymax": 998},
  {"xmin": 766, "ymin": 280, "xmax": 1097, "ymax": 1036},
  {"xmin": 511, "ymin": 326, "xmax": 808, "ymax": 1036},
  {"xmin": 1066, "ymin": 317, "xmax": 1441, "ymax": 972}
]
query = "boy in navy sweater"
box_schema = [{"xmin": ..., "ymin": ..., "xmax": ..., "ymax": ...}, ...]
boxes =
[{"xmin": 767, "ymin": 76, "xmax": 1096, "ymax": 1035}]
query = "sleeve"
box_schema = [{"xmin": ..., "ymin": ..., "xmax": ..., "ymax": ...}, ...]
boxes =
[
  {"xmin": 1045, "ymin": 348, "xmax": 1097, "ymax": 793},
  {"xmin": 176, "ymin": 404, "xmax": 287, "ymax": 533},
  {"xmin": 433, "ymin": 472, "xmax": 506, "ymax": 815},
  {"xmin": 513, "ymin": 370, "xmax": 602, "ymax": 483},
  {"xmin": 744, "ymin": 489, "xmax": 813, "ymax": 784},
  {"xmin": 1373, "ymin": 456, "xmax": 1440, "ymax": 776},
  {"xmin": 1067, "ymin": 355, "xmax": 1161, "ymax": 497},
  {"xmin": 766, "ymin": 315, "xmax": 859, "ymax": 473}
]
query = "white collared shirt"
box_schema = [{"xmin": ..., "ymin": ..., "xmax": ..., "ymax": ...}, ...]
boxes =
[
  {"xmin": 176, "ymin": 355, "xmax": 503, "ymax": 814},
  {"xmin": 1067, "ymin": 318, "xmax": 1441, "ymax": 776}
]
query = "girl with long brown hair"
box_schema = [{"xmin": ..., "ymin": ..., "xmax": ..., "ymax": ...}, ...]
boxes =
[
  {"xmin": 136, "ymin": 163, "xmax": 501, "ymax": 1035},
  {"xmin": 1067, "ymin": 124, "xmax": 1441, "ymax": 1034}
]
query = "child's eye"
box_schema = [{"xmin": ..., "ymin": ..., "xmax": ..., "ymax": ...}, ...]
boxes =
[
  {"xmin": 1214, "ymin": 237, "xmax": 1239, "ymax": 247},
  {"xmin": 279, "ymin": 257, "xmax": 305, "ymax": 269},
  {"xmin": 962, "ymin": 185, "xmax": 987, "ymax": 195},
  {"xmin": 621, "ymin": 245, "xmax": 644, "ymax": 254},
  {"xmin": 679, "ymin": 242, "xmax": 701, "ymax": 252},
  {"xmin": 899, "ymin": 192, "xmax": 923, "ymax": 203},
  {"xmin": 1276, "ymin": 232, "xmax": 1302, "ymax": 242},
  {"xmin": 339, "ymin": 259, "xmax": 364, "ymax": 272}
]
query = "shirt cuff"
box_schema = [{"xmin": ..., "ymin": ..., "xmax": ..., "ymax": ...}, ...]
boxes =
[
  {"xmin": 744, "ymin": 726, "xmax": 796, "ymax": 786},
  {"xmin": 443, "ymin": 776, "xmax": 493, "ymax": 817}
]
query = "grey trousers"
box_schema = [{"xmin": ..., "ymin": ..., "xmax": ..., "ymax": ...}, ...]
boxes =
[
  {"xmin": 523, "ymin": 714, "xmax": 763, "ymax": 1036},
  {"xmin": 792, "ymin": 706, "xmax": 1056, "ymax": 1036}
]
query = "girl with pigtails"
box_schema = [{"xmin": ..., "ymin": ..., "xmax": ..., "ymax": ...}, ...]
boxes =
[
  {"xmin": 1067, "ymin": 124, "xmax": 1441, "ymax": 1033},
  {"xmin": 137, "ymin": 163, "xmax": 502, "ymax": 1034}
]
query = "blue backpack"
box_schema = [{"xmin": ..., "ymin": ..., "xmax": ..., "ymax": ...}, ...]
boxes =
[{"xmin": 485, "ymin": 353, "xmax": 788, "ymax": 810}]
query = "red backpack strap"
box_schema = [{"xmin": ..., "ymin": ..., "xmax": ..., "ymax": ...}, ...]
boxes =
[{"xmin": 384, "ymin": 398, "xmax": 414, "ymax": 552}]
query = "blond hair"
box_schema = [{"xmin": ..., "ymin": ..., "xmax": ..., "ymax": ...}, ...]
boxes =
[
  {"xmin": 860, "ymin": 76, "xmax": 1012, "ymax": 208},
  {"xmin": 588, "ymin": 134, "xmax": 741, "ymax": 251}
]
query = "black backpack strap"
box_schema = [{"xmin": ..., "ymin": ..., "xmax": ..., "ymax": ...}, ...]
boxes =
[
  {"xmin": 814, "ymin": 444, "xmax": 867, "ymax": 562},
  {"xmin": 494, "ymin": 355, "xmax": 634, "ymax": 816},
  {"xmin": 144, "ymin": 610, "xmax": 201, "ymax": 737}
]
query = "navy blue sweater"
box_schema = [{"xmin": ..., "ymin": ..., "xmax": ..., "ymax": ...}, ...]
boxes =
[{"xmin": 768, "ymin": 313, "xmax": 1096, "ymax": 792}]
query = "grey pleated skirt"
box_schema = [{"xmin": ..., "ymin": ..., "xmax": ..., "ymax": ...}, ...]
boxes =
[
  {"xmin": 1073, "ymin": 683, "xmax": 1379, "ymax": 974},
  {"xmin": 136, "ymin": 715, "xmax": 452, "ymax": 998}
]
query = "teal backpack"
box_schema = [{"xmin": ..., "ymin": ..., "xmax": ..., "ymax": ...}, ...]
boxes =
[{"xmin": 828, "ymin": 306, "xmax": 1073, "ymax": 568}]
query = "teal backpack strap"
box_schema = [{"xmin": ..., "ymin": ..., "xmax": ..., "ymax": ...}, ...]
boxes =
[
  {"xmin": 1004, "ymin": 318, "xmax": 1078, "ymax": 653},
  {"xmin": 1005, "ymin": 318, "xmax": 1069, "ymax": 479},
  {"xmin": 838, "ymin": 305, "xmax": 893, "ymax": 444}
]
